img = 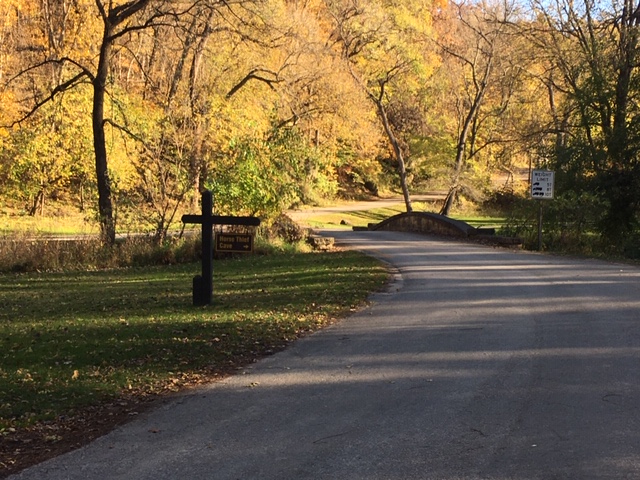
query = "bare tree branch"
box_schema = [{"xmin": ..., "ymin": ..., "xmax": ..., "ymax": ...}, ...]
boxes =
[
  {"xmin": 8, "ymin": 71, "xmax": 89, "ymax": 127},
  {"xmin": 225, "ymin": 68, "xmax": 282, "ymax": 98}
]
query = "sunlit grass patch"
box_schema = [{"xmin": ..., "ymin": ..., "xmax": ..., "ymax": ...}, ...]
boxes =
[
  {"xmin": 0, "ymin": 209, "xmax": 96, "ymax": 236},
  {"xmin": 450, "ymin": 216, "xmax": 508, "ymax": 230},
  {"xmin": 301, "ymin": 206, "xmax": 406, "ymax": 228},
  {"xmin": 0, "ymin": 251, "xmax": 388, "ymax": 431}
]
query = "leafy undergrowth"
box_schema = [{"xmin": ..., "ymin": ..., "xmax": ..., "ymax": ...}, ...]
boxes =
[{"xmin": 0, "ymin": 250, "xmax": 388, "ymax": 477}]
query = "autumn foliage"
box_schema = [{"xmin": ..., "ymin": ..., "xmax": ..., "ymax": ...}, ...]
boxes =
[{"xmin": 1, "ymin": 0, "xmax": 640, "ymax": 249}]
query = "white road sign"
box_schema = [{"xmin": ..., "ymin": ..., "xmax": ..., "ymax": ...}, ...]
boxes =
[{"xmin": 531, "ymin": 170, "xmax": 555, "ymax": 200}]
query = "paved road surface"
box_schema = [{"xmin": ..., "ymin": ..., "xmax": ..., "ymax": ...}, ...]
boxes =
[{"xmin": 11, "ymin": 230, "xmax": 640, "ymax": 479}]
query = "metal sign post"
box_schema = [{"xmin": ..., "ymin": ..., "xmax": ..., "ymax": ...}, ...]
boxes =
[{"xmin": 531, "ymin": 170, "xmax": 555, "ymax": 251}]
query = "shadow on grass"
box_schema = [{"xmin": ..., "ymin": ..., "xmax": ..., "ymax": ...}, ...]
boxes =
[{"xmin": 0, "ymin": 251, "xmax": 388, "ymax": 428}]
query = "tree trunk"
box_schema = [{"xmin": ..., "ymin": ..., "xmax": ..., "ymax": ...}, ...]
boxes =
[
  {"xmin": 93, "ymin": 23, "xmax": 116, "ymax": 244},
  {"xmin": 440, "ymin": 139, "xmax": 466, "ymax": 216},
  {"xmin": 167, "ymin": 16, "xmax": 197, "ymax": 108},
  {"xmin": 91, "ymin": 0, "xmax": 152, "ymax": 243},
  {"xmin": 29, "ymin": 189, "xmax": 45, "ymax": 216},
  {"xmin": 440, "ymin": 119, "xmax": 471, "ymax": 216},
  {"xmin": 375, "ymin": 99, "xmax": 413, "ymax": 212},
  {"xmin": 79, "ymin": 179, "xmax": 85, "ymax": 212},
  {"xmin": 440, "ymin": 186, "xmax": 457, "ymax": 216},
  {"xmin": 188, "ymin": 15, "xmax": 213, "ymax": 209},
  {"xmin": 441, "ymin": 61, "xmax": 489, "ymax": 217}
]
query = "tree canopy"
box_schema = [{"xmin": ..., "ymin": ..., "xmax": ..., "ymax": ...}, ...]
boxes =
[{"xmin": 2, "ymin": 0, "xmax": 640, "ymax": 248}]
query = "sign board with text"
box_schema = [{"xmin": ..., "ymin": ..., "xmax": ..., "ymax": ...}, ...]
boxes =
[
  {"xmin": 531, "ymin": 170, "xmax": 555, "ymax": 200},
  {"xmin": 215, "ymin": 233, "xmax": 254, "ymax": 253}
]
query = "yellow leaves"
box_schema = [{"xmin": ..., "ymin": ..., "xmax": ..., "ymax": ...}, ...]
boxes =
[
  {"xmin": 16, "ymin": 369, "xmax": 33, "ymax": 383},
  {"xmin": 0, "ymin": 98, "xmax": 18, "ymax": 139},
  {"xmin": 71, "ymin": 370, "xmax": 79, "ymax": 380},
  {"xmin": 390, "ymin": 0, "xmax": 434, "ymax": 33},
  {"xmin": 433, "ymin": 0, "xmax": 448, "ymax": 10},
  {"xmin": 1, "ymin": 0, "xmax": 36, "ymax": 16}
]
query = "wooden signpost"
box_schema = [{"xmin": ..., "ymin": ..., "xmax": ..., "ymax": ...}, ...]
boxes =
[{"xmin": 181, "ymin": 190, "xmax": 260, "ymax": 306}]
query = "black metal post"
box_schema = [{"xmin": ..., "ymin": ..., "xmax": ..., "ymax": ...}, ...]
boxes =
[{"xmin": 537, "ymin": 200, "xmax": 543, "ymax": 251}]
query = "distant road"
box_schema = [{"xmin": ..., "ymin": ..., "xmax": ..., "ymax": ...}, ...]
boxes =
[{"xmin": 12, "ymin": 230, "xmax": 640, "ymax": 479}]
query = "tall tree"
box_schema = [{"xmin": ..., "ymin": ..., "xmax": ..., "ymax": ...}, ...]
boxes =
[
  {"xmin": 527, "ymin": 0, "xmax": 640, "ymax": 240},
  {"xmin": 6, "ymin": 0, "xmax": 196, "ymax": 243},
  {"xmin": 323, "ymin": 0, "xmax": 439, "ymax": 212},
  {"xmin": 436, "ymin": 0, "xmax": 518, "ymax": 215},
  {"xmin": 93, "ymin": 1, "xmax": 155, "ymax": 242}
]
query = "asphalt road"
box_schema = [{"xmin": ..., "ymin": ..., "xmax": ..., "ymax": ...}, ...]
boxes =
[{"xmin": 11, "ymin": 230, "xmax": 640, "ymax": 479}]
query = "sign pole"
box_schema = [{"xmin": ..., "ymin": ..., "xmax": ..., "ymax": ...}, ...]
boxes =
[
  {"xmin": 181, "ymin": 190, "xmax": 260, "ymax": 306},
  {"xmin": 201, "ymin": 191, "xmax": 213, "ymax": 303},
  {"xmin": 531, "ymin": 169, "xmax": 555, "ymax": 252},
  {"xmin": 537, "ymin": 200, "xmax": 543, "ymax": 251}
]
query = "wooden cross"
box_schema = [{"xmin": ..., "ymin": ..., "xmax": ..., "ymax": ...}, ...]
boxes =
[{"xmin": 182, "ymin": 190, "xmax": 260, "ymax": 305}]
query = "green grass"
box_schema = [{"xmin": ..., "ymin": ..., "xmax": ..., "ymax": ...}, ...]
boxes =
[
  {"xmin": 0, "ymin": 251, "xmax": 388, "ymax": 431},
  {"xmin": 0, "ymin": 208, "xmax": 97, "ymax": 235},
  {"xmin": 449, "ymin": 216, "xmax": 508, "ymax": 230},
  {"xmin": 301, "ymin": 206, "xmax": 407, "ymax": 228}
]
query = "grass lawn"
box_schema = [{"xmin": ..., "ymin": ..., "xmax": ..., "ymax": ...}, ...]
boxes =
[
  {"xmin": 450, "ymin": 216, "xmax": 508, "ymax": 230},
  {"xmin": 299, "ymin": 204, "xmax": 507, "ymax": 233},
  {"xmin": 301, "ymin": 206, "xmax": 406, "ymax": 229},
  {"xmin": 0, "ymin": 249, "xmax": 388, "ymax": 471},
  {"xmin": 0, "ymin": 209, "xmax": 97, "ymax": 236}
]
